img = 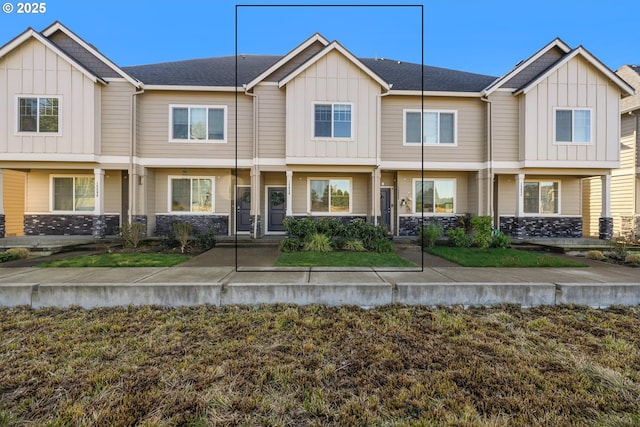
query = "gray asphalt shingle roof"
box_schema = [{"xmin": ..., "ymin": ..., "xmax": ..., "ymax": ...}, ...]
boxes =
[{"xmin": 123, "ymin": 54, "xmax": 497, "ymax": 92}]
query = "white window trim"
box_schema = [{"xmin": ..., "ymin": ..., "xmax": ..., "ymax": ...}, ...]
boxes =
[
  {"xmin": 49, "ymin": 174, "xmax": 95, "ymax": 213},
  {"xmin": 553, "ymin": 107, "xmax": 592, "ymax": 145},
  {"xmin": 403, "ymin": 109, "xmax": 457, "ymax": 146},
  {"xmin": 167, "ymin": 175, "xmax": 216, "ymax": 214},
  {"xmin": 412, "ymin": 178, "xmax": 457, "ymax": 215},
  {"xmin": 168, "ymin": 104, "xmax": 227, "ymax": 143},
  {"xmin": 306, "ymin": 177, "xmax": 353, "ymax": 215},
  {"xmin": 523, "ymin": 180, "xmax": 561, "ymax": 216},
  {"xmin": 311, "ymin": 102, "xmax": 355, "ymax": 141},
  {"xmin": 16, "ymin": 95, "xmax": 62, "ymax": 136}
]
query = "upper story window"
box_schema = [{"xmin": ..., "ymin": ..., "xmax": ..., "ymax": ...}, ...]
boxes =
[
  {"xmin": 52, "ymin": 176, "xmax": 94, "ymax": 212},
  {"xmin": 170, "ymin": 105, "xmax": 226, "ymax": 142},
  {"xmin": 314, "ymin": 103, "xmax": 352, "ymax": 138},
  {"xmin": 555, "ymin": 108, "xmax": 591, "ymax": 143},
  {"xmin": 18, "ymin": 97, "xmax": 59, "ymax": 133},
  {"xmin": 405, "ymin": 110, "xmax": 456, "ymax": 145},
  {"xmin": 524, "ymin": 181, "xmax": 559, "ymax": 214},
  {"xmin": 309, "ymin": 178, "xmax": 351, "ymax": 213},
  {"xmin": 413, "ymin": 178, "xmax": 455, "ymax": 214},
  {"xmin": 169, "ymin": 176, "xmax": 214, "ymax": 212}
]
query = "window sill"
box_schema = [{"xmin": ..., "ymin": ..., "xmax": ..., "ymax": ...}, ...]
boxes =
[{"xmin": 169, "ymin": 139, "xmax": 227, "ymax": 144}]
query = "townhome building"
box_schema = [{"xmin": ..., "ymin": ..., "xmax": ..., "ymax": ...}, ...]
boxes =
[{"xmin": 0, "ymin": 23, "xmax": 633, "ymax": 240}]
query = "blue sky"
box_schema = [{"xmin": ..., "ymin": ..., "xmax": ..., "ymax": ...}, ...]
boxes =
[{"xmin": 0, "ymin": 0, "xmax": 638, "ymax": 77}]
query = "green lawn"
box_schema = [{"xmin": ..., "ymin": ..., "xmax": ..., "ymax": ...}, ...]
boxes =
[
  {"xmin": 425, "ymin": 246, "xmax": 588, "ymax": 267},
  {"xmin": 276, "ymin": 251, "xmax": 416, "ymax": 267},
  {"xmin": 38, "ymin": 253, "xmax": 189, "ymax": 268}
]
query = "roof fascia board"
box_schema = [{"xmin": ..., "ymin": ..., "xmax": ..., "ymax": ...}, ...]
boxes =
[
  {"xmin": 0, "ymin": 29, "xmax": 105, "ymax": 84},
  {"xmin": 245, "ymin": 33, "xmax": 329, "ymax": 90},
  {"xmin": 515, "ymin": 47, "xmax": 635, "ymax": 96},
  {"xmin": 482, "ymin": 38, "xmax": 571, "ymax": 96},
  {"xmin": 389, "ymin": 90, "xmax": 482, "ymax": 97},
  {"xmin": 41, "ymin": 21, "xmax": 141, "ymax": 87},
  {"xmin": 278, "ymin": 42, "xmax": 390, "ymax": 90},
  {"xmin": 142, "ymin": 84, "xmax": 242, "ymax": 92}
]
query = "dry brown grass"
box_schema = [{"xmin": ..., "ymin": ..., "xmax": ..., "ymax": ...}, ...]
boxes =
[{"xmin": 1, "ymin": 304, "xmax": 640, "ymax": 426}]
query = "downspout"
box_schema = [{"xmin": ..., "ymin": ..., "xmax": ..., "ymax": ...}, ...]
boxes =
[
  {"xmin": 480, "ymin": 95, "xmax": 494, "ymax": 224},
  {"xmin": 244, "ymin": 87, "xmax": 258, "ymax": 238},
  {"xmin": 129, "ymin": 87, "xmax": 144, "ymax": 224}
]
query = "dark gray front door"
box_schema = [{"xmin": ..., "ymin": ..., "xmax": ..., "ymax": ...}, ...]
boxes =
[
  {"xmin": 268, "ymin": 187, "xmax": 286, "ymax": 232},
  {"xmin": 236, "ymin": 187, "xmax": 251, "ymax": 232},
  {"xmin": 380, "ymin": 188, "xmax": 392, "ymax": 232}
]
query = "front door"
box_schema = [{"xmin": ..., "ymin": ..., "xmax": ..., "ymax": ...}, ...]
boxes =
[
  {"xmin": 268, "ymin": 187, "xmax": 286, "ymax": 232},
  {"xmin": 236, "ymin": 186, "xmax": 251, "ymax": 232},
  {"xmin": 380, "ymin": 188, "xmax": 392, "ymax": 233}
]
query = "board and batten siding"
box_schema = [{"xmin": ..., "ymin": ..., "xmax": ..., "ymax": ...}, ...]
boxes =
[
  {"xmin": 522, "ymin": 55, "xmax": 620, "ymax": 164},
  {"xmin": 254, "ymin": 85, "xmax": 286, "ymax": 160},
  {"xmin": 380, "ymin": 95, "xmax": 486, "ymax": 164},
  {"xmin": 136, "ymin": 92, "xmax": 253, "ymax": 161},
  {"xmin": 488, "ymin": 91, "xmax": 520, "ymax": 162},
  {"xmin": 0, "ymin": 39, "xmax": 98, "ymax": 156},
  {"xmin": 285, "ymin": 50, "xmax": 380, "ymax": 163},
  {"xmin": 101, "ymin": 80, "xmax": 135, "ymax": 156}
]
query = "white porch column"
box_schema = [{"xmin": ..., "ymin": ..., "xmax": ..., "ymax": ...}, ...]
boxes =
[
  {"xmin": 94, "ymin": 168, "xmax": 104, "ymax": 215},
  {"xmin": 515, "ymin": 173, "xmax": 524, "ymax": 217},
  {"xmin": 372, "ymin": 168, "xmax": 381, "ymax": 225},
  {"xmin": 251, "ymin": 166, "xmax": 261, "ymax": 238},
  {"xmin": 601, "ymin": 174, "xmax": 611, "ymax": 218},
  {"xmin": 286, "ymin": 170, "xmax": 293, "ymax": 216}
]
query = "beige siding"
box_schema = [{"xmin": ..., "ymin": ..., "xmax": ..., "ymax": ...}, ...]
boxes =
[
  {"xmin": 136, "ymin": 92, "xmax": 253, "ymax": 161},
  {"xmin": 380, "ymin": 95, "xmax": 486, "ymax": 163},
  {"xmin": 254, "ymin": 85, "xmax": 285, "ymax": 159},
  {"xmin": 489, "ymin": 91, "xmax": 520, "ymax": 162},
  {"xmin": 617, "ymin": 65, "xmax": 640, "ymax": 113},
  {"xmin": 101, "ymin": 80, "xmax": 135, "ymax": 156},
  {"xmin": 396, "ymin": 171, "xmax": 470, "ymax": 215},
  {"xmin": 497, "ymin": 174, "xmax": 581, "ymax": 216},
  {"xmin": 285, "ymin": 50, "xmax": 380, "ymax": 163},
  {"xmin": 522, "ymin": 55, "xmax": 621, "ymax": 164},
  {"xmin": 582, "ymin": 176, "xmax": 601, "ymax": 237},
  {"xmin": 291, "ymin": 172, "xmax": 369, "ymax": 215},
  {"xmin": 152, "ymin": 169, "xmax": 232, "ymax": 215},
  {"xmin": 0, "ymin": 39, "xmax": 98, "ymax": 156},
  {"xmin": 610, "ymin": 113, "xmax": 637, "ymax": 235},
  {"xmin": 103, "ymin": 172, "xmax": 121, "ymax": 213},
  {"xmin": 3, "ymin": 170, "xmax": 25, "ymax": 236}
]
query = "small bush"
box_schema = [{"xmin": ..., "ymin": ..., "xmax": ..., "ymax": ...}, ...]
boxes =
[
  {"xmin": 121, "ymin": 222, "xmax": 146, "ymax": 249},
  {"xmin": 446, "ymin": 227, "xmax": 474, "ymax": 248},
  {"xmin": 371, "ymin": 238, "xmax": 394, "ymax": 253},
  {"xmin": 195, "ymin": 229, "xmax": 216, "ymax": 251},
  {"xmin": 418, "ymin": 222, "xmax": 443, "ymax": 248},
  {"xmin": 0, "ymin": 251, "xmax": 21, "ymax": 263},
  {"xmin": 625, "ymin": 253, "xmax": 640, "ymax": 265},
  {"xmin": 279, "ymin": 238, "xmax": 302, "ymax": 253},
  {"xmin": 343, "ymin": 219, "xmax": 386, "ymax": 247},
  {"xmin": 471, "ymin": 216, "xmax": 493, "ymax": 248},
  {"xmin": 585, "ymin": 250, "xmax": 606, "ymax": 261},
  {"xmin": 343, "ymin": 239, "xmax": 366, "ymax": 252},
  {"xmin": 304, "ymin": 233, "xmax": 332, "ymax": 252},
  {"xmin": 6, "ymin": 247, "xmax": 30, "ymax": 259},
  {"xmin": 314, "ymin": 217, "xmax": 344, "ymax": 238},
  {"xmin": 609, "ymin": 240, "xmax": 629, "ymax": 260},
  {"xmin": 491, "ymin": 231, "xmax": 511, "ymax": 249},
  {"xmin": 172, "ymin": 221, "xmax": 192, "ymax": 253},
  {"xmin": 283, "ymin": 217, "xmax": 316, "ymax": 240}
]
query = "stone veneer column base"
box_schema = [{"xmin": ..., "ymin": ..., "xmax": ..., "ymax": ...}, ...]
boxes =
[
  {"xmin": 500, "ymin": 216, "xmax": 582, "ymax": 239},
  {"xmin": 599, "ymin": 217, "xmax": 613, "ymax": 240},
  {"xmin": 0, "ymin": 214, "xmax": 5, "ymax": 238},
  {"xmin": 131, "ymin": 215, "xmax": 148, "ymax": 237},
  {"xmin": 249, "ymin": 215, "xmax": 262, "ymax": 238},
  {"xmin": 24, "ymin": 214, "xmax": 120, "ymax": 236}
]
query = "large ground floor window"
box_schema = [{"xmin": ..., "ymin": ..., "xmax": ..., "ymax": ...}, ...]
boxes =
[
  {"xmin": 52, "ymin": 176, "xmax": 95, "ymax": 212},
  {"xmin": 308, "ymin": 178, "xmax": 351, "ymax": 213},
  {"xmin": 169, "ymin": 177, "xmax": 214, "ymax": 212},
  {"xmin": 413, "ymin": 179, "xmax": 455, "ymax": 214},
  {"xmin": 524, "ymin": 181, "xmax": 559, "ymax": 214}
]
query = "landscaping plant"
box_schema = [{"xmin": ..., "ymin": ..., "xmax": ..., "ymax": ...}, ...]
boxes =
[
  {"xmin": 120, "ymin": 222, "xmax": 146, "ymax": 249},
  {"xmin": 303, "ymin": 233, "xmax": 332, "ymax": 252},
  {"xmin": 418, "ymin": 222, "xmax": 443, "ymax": 248},
  {"xmin": 491, "ymin": 230, "xmax": 511, "ymax": 248},
  {"xmin": 195, "ymin": 228, "xmax": 217, "ymax": 251},
  {"xmin": 446, "ymin": 227, "xmax": 474, "ymax": 248},
  {"xmin": 470, "ymin": 216, "xmax": 492, "ymax": 248},
  {"xmin": 172, "ymin": 221, "xmax": 192, "ymax": 253},
  {"xmin": 279, "ymin": 238, "xmax": 302, "ymax": 253},
  {"xmin": 371, "ymin": 238, "xmax": 394, "ymax": 253}
]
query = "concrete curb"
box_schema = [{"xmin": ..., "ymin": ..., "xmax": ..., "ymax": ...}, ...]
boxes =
[
  {"xmin": 556, "ymin": 283, "xmax": 640, "ymax": 308},
  {"xmin": 0, "ymin": 283, "xmax": 35, "ymax": 307}
]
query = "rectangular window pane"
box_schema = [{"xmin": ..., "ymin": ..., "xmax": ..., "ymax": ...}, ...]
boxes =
[
  {"xmin": 423, "ymin": 112, "xmax": 438, "ymax": 144},
  {"xmin": 39, "ymin": 98, "xmax": 59, "ymax": 133},
  {"xmin": 19, "ymin": 98, "xmax": 37, "ymax": 132},
  {"xmin": 523, "ymin": 182, "xmax": 540, "ymax": 214},
  {"xmin": 208, "ymin": 108, "xmax": 224, "ymax": 140},
  {"xmin": 439, "ymin": 113, "xmax": 454, "ymax": 144},
  {"xmin": 416, "ymin": 180, "xmax": 434, "ymax": 213},
  {"xmin": 573, "ymin": 110, "xmax": 590, "ymax": 142},
  {"xmin": 434, "ymin": 180, "xmax": 454, "ymax": 213},
  {"xmin": 53, "ymin": 177, "xmax": 73, "ymax": 211},
  {"xmin": 171, "ymin": 179, "xmax": 191, "ymax": 211},
  {"xmin": 74, "ymin": 177, "xmax": 95, "ymax": 211},
  {"xmin": 539, "ymin": 182, "xmax": 558, "ymax": 214},
  {"xmin": 172, "ymin": 108, "xmax": 188, "ymax": 139},
  {"xmin": 191, "ymin": 179, "xmax": 212, "ymax": 212},
  {"xmin": 314, "ymin": 105, "xmax": 332, "ymax": 137},
  {"xmin": 556, "ymin": 110, "xmax": 572, "ymax": 142},
  {"xmin": 330, "ymin": 179, "xmax": 350, "ymax": 213},
  {"xmin": 405, "ymin": 112, "xmax": 421, "ymax": 143},
  {"xmin": 190, "ymin": 108, "xmax": 206, "ymax": 140},
  {"xmin": 310, "ymin": 180, "xmax": 329, "ymax": 212},
  {"xmin": 333, "ymin": 104, "xmax": 351, "ymax": 138}
]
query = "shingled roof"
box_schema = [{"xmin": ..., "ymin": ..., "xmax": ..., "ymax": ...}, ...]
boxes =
[{"xmin": 123, "ymin": 54, "xmax": 497, "ymax": 92}]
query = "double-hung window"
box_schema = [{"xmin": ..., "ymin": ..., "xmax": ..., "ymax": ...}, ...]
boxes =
[
  {"xmin": 18, "ymin": 97, "xmax": 59, "ymax": 133},
  {"xmin": 405, "ymin": 110, "xmax": 456, "ymax": 145},
  {"xmin": 314, "ymin": 103, "xmax": 352, "ymax": 138},
  {"xmin": 52, "ymin": 176, "xmax": 94, "ymax": 212},
  {"xmin": 170, "ymin": 105, "xmax": 226, "ymax": 142},
  {"xmin": 309, "ymin": 178, "xmax": 351, "ymax": 213},
  {"xmin": 169, "ymin": 177, "xmax": 214, "ymax": 212},
  {"xmin": 555, "ymin": 109, "xmax": 591, "ymax": 143},
  {"xmin": 524, "ymin": 181, "xmax": 559, "ymax": 214},
  {"xmin": 413, "ymin": 179, "xmax": 455, "ymax": 214}
]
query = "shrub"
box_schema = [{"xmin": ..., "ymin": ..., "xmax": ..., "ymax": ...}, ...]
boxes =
[
  {"xmin": 121, "ymin": 222, "xmax": 146, "ymax": 249},
  {"xmin": 304, "ymin": 233, "xmax": 332, "ymax": 252},
  {"xmin": 446, "ymin": 227, "xmax": 474, "ymax": 248},
  {"xmin": 279, "ymin": 238, "xmax": 302, "ymax": 253},
  {"xmin": 585, "ymin": 250, "xmax": 606, "ymax": 261},
  {"xmin": 625, "ymin": 253, "xmax": 640, "ymax": 265},
  {"xmin": 343, "ymin": 239, "xmax": 366, "ymax": 252},
  {"xmin": 471, "ymin": 216, "xmax": 493, "ymax": 248},
  {"xmin": 491, "ymin": 231, "xmax": 511, "ymax": 249},
  {"xmin": 6, "ymin": 247, "xmax": 30, "ymax": 259},
  {"xmin": 172, "ymin": 221, "xmax": 192, "ymax": 253},
  {"xmin": 195, "ymin": 229, "xmax": 217, "ymax": 251},
  {"xmin": 283, "ymin": 217, "xmax": 316, "ymax": 240},
  {"xmin": 371, "ymin": 238, "xmax": 394, "ymax": 253},
  {"xmin": 457, "ymin": 213, "xmax": 473, "ymax": 232},
  {"xmin": 314, "ymin": 217, "xmax": 344, "ymax": 238},
  {"xmin": 343, "ymin": 219, "xmax": 386, "ymax": 247},
  {"xmin": 0, "ymin": 250, "xmax": 23, "ymax": 263},
  {"xmin": 418, "ymin": 222, "xmax": 443, "ymax": 248},
  {"xmin": 609, "ymin": 240, "xmax": 629, "ymax": 260}
]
